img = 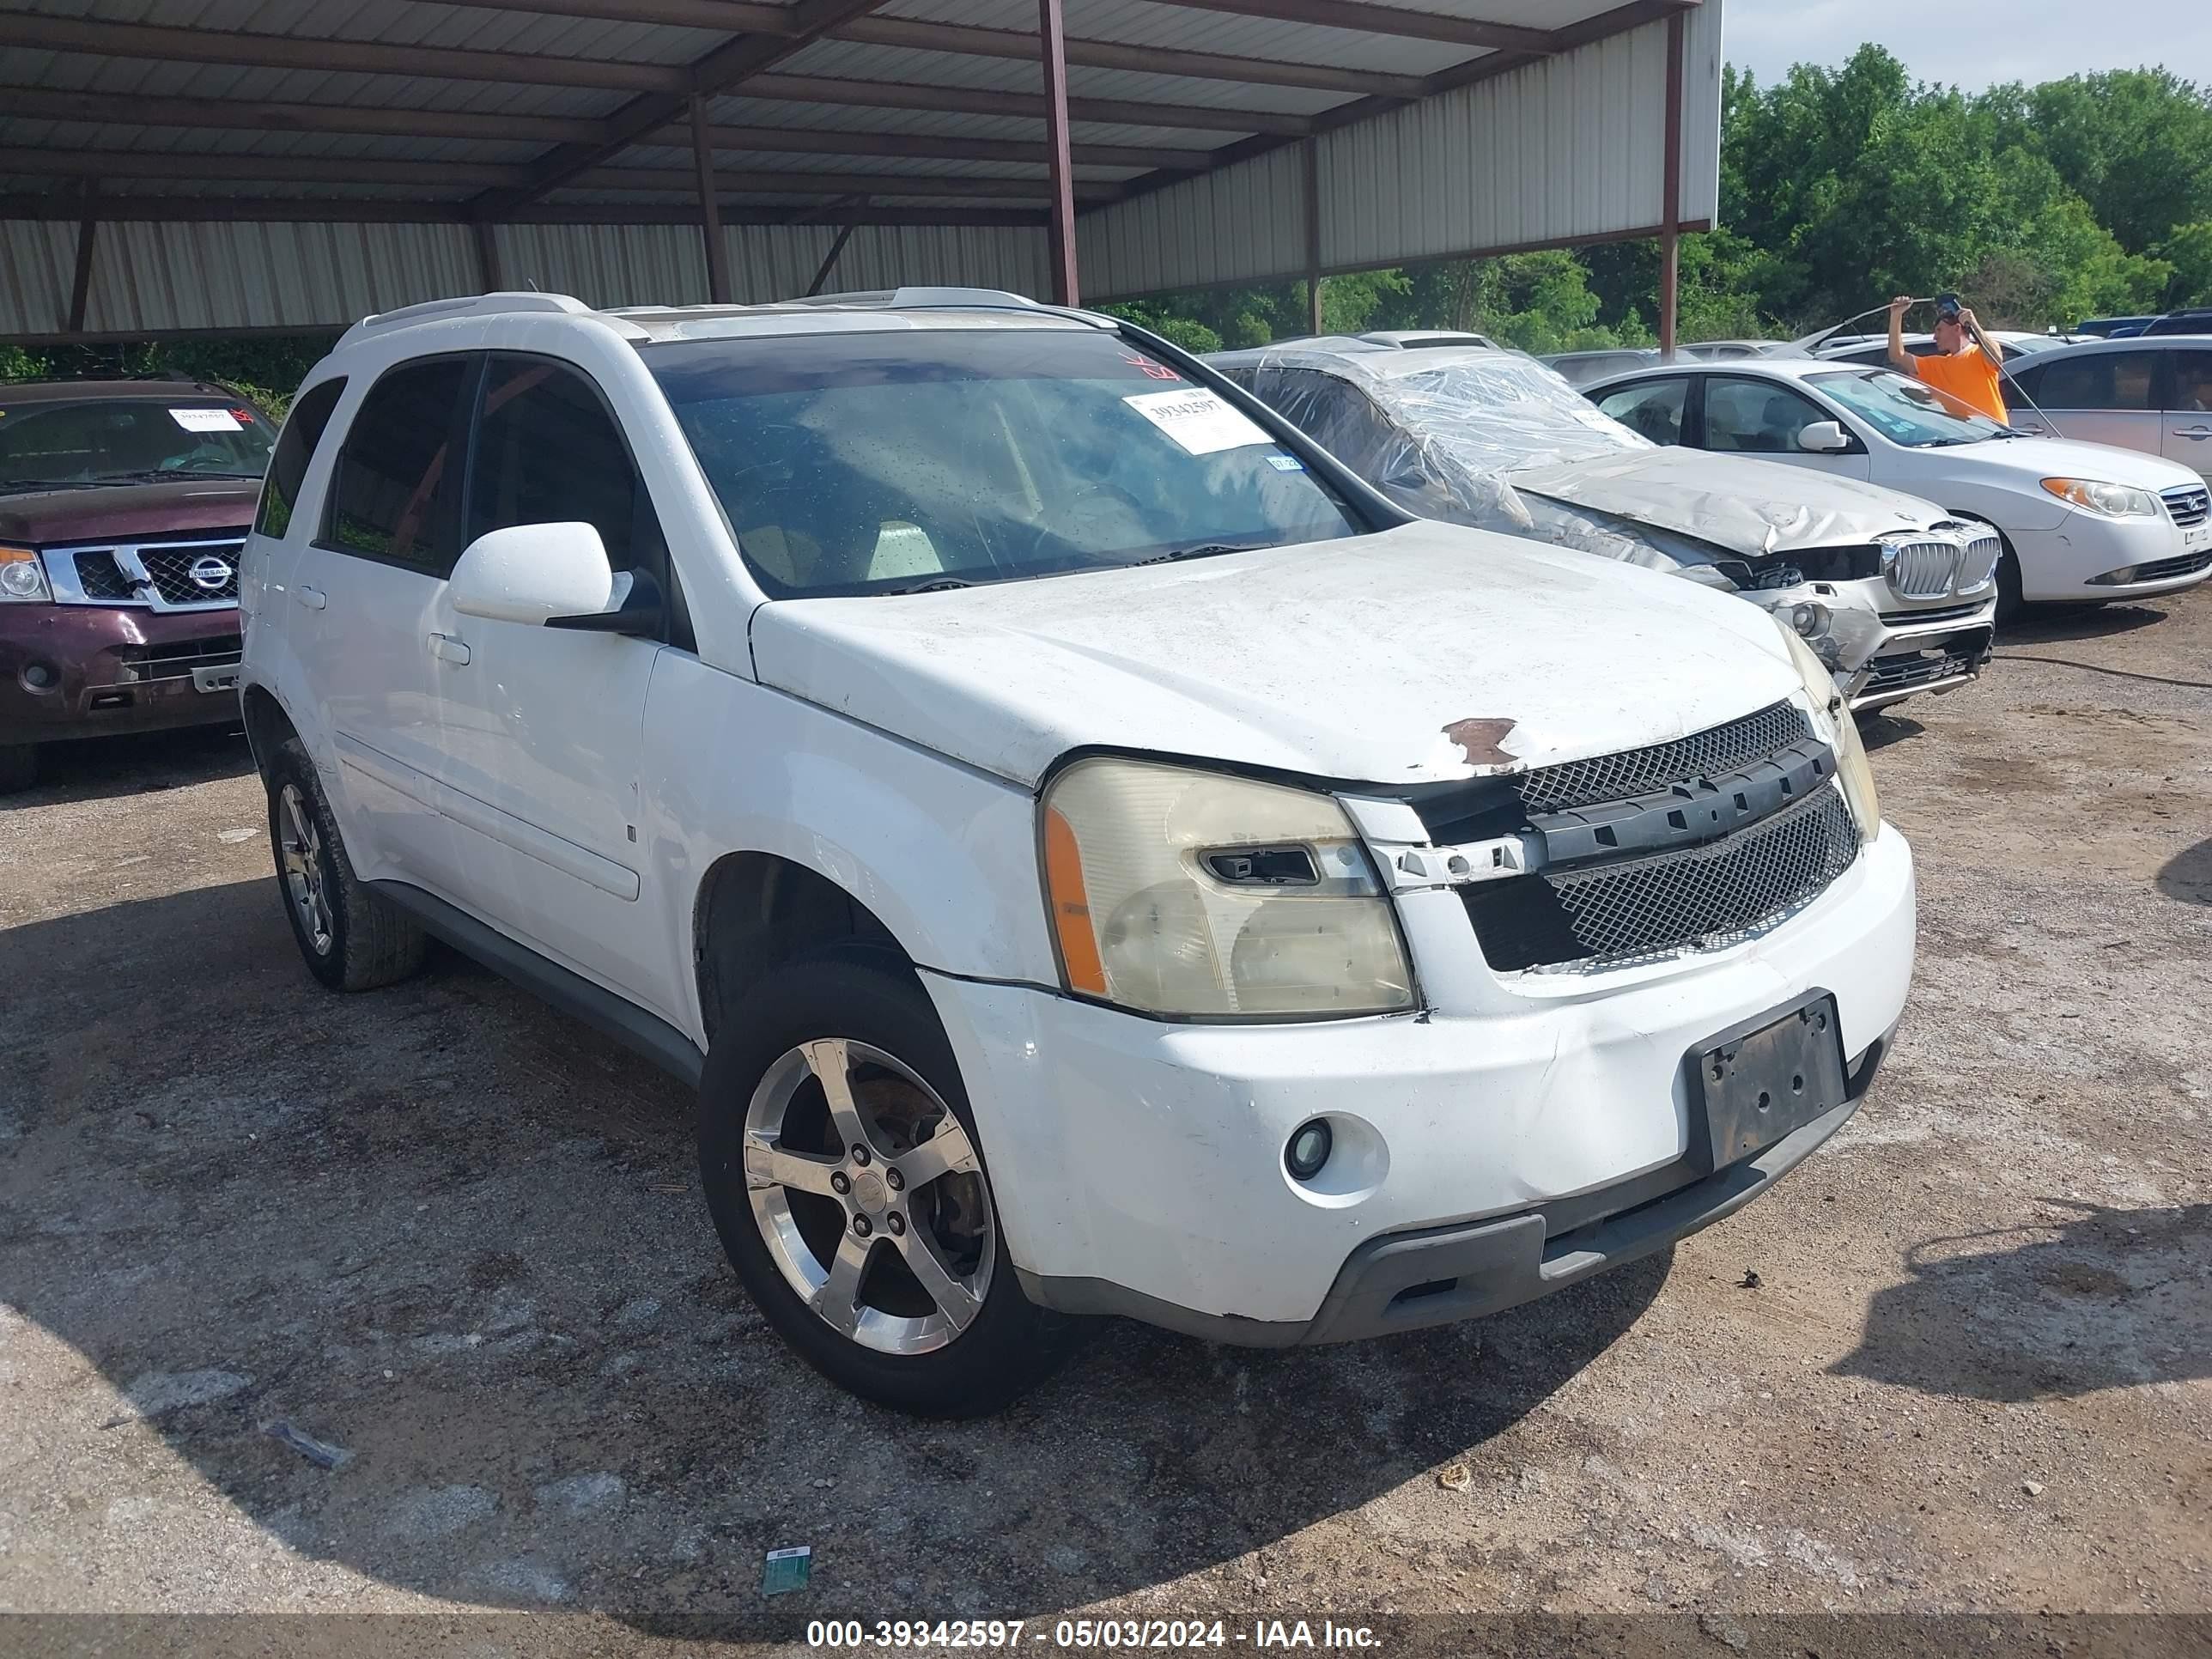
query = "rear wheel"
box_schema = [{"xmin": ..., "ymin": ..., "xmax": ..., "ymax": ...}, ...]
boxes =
[
  {"xmin": 0, "ymin": 743, "xmax": 34, "ymax": 794},
  {"xmin": 699, "ymin": 952, "xmax": 1075, "ymax": 1416},
  {"xmin": 264, "ymin": 738, "xmax": 427, "ymax": 991}
]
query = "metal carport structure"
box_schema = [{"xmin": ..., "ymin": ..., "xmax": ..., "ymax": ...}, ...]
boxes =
[{"xmin": 0, "ymin": 0, "xmax": 1723, "ymax": 345}]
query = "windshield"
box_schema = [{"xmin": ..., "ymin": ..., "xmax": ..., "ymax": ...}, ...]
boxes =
[
  {"xmin": 646, "ymin": 329, "xmax": 1360, "ymax": 599},
  {"xmin": 0, "ymin": 398, "xmax": 274, "ymax": 491},
  {"xmin": 1806, "ymin": 368, "xmax": 2010, "ymax": 447}
]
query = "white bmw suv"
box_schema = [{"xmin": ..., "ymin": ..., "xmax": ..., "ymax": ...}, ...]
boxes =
[{"xmin": 239, "ymin": 289, "xmax": 1916, "ymax": 1415}]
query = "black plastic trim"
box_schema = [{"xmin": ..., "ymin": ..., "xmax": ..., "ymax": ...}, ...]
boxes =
[{"xmin": 370, "ymin": 880, "xmax": 704, "ymax": 1087}]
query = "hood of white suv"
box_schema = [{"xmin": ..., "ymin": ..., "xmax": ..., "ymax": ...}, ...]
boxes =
[
  {"xmin": 1509, "ymin": 447, "xmax": 1950, "ymax": 555},
  {"xmin": 749, "ymin": 520, "xmax": 1803, "ymax": 789}
]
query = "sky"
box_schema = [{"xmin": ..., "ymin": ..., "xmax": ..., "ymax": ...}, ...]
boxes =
[{"xmin": 1723, "ymin": 0, "xmax": 2212, "ymax": 92}]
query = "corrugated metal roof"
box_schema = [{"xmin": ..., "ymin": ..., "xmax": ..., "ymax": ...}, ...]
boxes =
[{"xmin": 1, "ymin": 0, "xmax": 1722, "ymax": 335}]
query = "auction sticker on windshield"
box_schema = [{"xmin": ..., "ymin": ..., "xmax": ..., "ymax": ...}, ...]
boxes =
[
  {"xmin": 170, "ymin": 408, "xmax": 243, "ymax": 432},
  {"xmin": 1124, "ymin": 388, "xmax": 1271, "ymax": 455}
]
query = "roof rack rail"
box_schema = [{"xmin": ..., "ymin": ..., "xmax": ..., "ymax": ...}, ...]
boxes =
[
  {"xmin": 781, "ymin": 286, "xmax": 1047, "ymax": 312},
  {"xmin": 335, "ymin": 291, "xmax": 597, "ymax": 350}
]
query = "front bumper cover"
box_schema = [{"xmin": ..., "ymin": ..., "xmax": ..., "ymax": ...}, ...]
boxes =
[{"xmin": 1020, "ymin": 1026, "xmax": 1891, "ymax": 1347}]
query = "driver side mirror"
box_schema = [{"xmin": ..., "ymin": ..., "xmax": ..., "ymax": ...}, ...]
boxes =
[
  {"xmin": 449, "ymin": 521, "xmax": 660, "ymax": 637},
  {"xmin": 1796, "ymin": 420, "xmax": 1854, "ymax": 454}
]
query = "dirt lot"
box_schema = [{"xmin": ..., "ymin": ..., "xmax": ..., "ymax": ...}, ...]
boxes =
[{"xmin": 2, "ymin": 592, "xmax": 2209, "ymax": 1653}]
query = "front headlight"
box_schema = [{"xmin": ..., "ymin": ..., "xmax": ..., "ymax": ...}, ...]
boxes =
[
  {"xmin": 2041, "ymin": 477, "xmax": 2160, "ymax": 519},
  {"xmin": 1778, "ymin": 621, "xmax": 1881, "ymax": 844},
  {"xmin": 1040, "ymin": 757, "xmax": 1414, "ymax": 1019},
  {"xmin": 0, "ymin": 546, "xmax": 53, "ymax": 602}
]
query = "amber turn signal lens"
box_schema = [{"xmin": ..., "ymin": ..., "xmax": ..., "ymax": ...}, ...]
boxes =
[{"xmin": 1042, "ymin": 804, "xmax": 1109, "ymax": 996}]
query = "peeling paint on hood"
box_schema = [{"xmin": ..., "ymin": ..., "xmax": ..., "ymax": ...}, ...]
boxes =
[
  {"xmin": 1509, "ymin": 447, "xmax": 1944, "ymax": 558},
  {"xmin": 749, "ymin": 520, "xmax": 1802, "ymax": 791}
]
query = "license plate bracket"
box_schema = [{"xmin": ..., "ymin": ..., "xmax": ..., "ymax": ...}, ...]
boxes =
[
  {"xmin": 191, "ymin": 665, "xmax": 241, "ymax": 694},
  {"xmin": 1686, "ymin": 990, "xmax": 1848, "ymax": 1171}
]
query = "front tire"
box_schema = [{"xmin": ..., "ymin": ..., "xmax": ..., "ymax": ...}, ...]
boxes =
[
  {"xmin": 264, "ymin": 738, "xmax": 427, "ymax": 992},
  {"xmin": 698, "ymin": 952, "xmax": 1075, "ymax": 1416}
]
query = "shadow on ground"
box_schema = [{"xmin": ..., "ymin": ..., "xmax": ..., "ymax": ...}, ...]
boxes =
[
  {"xmin": 0, "ymin": 725, "xmax": 252, "ymax": 811},
  {"xmin": 2156, "ymin": 839, "xmax": 2212, "ymax": 905},
  {"xmin": 0, "ymin": 875, "xmax": 1668, "ymax": 1627},
  {"xmin": 1856, "ymin": 710, "xmax": 1925, "ymax": 754},
  {"xmin": 2000, "ymin": 603, "xmax": 2171, "ymax": 647},
  {"xmin": 1829, "ymin": 1199, "xmax": 2212, "ymax": 1401}
]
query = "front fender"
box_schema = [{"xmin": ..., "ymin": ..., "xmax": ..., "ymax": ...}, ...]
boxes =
[{"xmin": 638, "ymin": 651, "xmax": 1060, "ymax": 1045}]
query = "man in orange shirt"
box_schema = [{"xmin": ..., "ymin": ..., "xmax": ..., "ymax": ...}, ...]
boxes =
[{"xmin": 1888, "ymin": 294, "xmax": 2008, "ymax": 423}]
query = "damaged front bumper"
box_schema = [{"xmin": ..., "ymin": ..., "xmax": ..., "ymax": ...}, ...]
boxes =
[{"xmin": 1747, "ymin": 579, "xmax": 1996, "ymax": 714}]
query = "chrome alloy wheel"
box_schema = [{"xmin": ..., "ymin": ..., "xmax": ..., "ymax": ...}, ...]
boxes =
[
  {"xmin": 744, "ymin": 1037, "xmax": 994, "ymax": 1356},
  {"xmin": 276, "ymin": 782, "xmax": 333, "ymax": 956}
]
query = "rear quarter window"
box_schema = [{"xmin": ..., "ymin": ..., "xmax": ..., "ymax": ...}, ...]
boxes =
[{"xmin": 254, "ymin": 377, "xmax": 348, "ymax": 539}]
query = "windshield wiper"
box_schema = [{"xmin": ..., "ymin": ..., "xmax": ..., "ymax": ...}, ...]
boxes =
[
  {"xmin": 0, "ymin": 477, "xmax": 108, "ymax": 492},
  {"xmin": 105, "ymin": 468, "xmax": 264, "ymax": 482},
  {"xmin": 1134, "ymin": 541, "xmax": 1275, "ymax": 566},
  {"xmin": 883, "ymin": 576, "xmax": 976, "ymax": 595}
]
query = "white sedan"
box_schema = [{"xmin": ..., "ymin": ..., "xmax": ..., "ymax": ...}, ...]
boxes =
[{"xmin": 1583, "ymin": 358, "xmax": 2212, "ymax": 616}]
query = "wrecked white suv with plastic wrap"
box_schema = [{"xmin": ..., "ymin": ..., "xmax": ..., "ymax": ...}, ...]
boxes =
[
  {"xmin": 1211, "ymin": 338, "xmax": 1999, "ymax": 713},
  {"xmin": 239, "ymin": 288, "xmax": 1916, "ymax": 1417}
]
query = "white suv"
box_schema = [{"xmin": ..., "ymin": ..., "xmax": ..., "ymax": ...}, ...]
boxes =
[{"xmin": 239, "ymin": 289, "xmax": 1917, "ymax": 1415}]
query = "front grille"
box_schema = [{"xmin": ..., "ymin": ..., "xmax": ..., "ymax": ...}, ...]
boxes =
[
  {"xmin": 1862, "ymin": 632, "xmax": 1989, "ymax": 697},
  {"xmin": 48, "ymin": 533, "xmax": 245, "ymax": 611},
  {"xmin": 2124, "ymin": 548, "xmax": 2212, "ymax": 584},
  {"xmin": 1463, "ymin": 787, "xmax": 1861, "ymax": 972},
  {"xmin": 70, "ymin": 549, "xmax": 137, "ymax": 599},
  {"xmin": 1516, "ymin": 701, "xmax": 1810, "ymax": 815},
  {"xmin": 139, "ymin": 542, "xmax": 242, "ymax": 605},
  {"xmin": 1884, "ymin": 538, "xmax": 1963, "ymax": 599},
  {"xmin": 2163, "ymin": 484, "xmax": 2209, "ymax": 528},
  {"xmin": 1959, "ymin": 533, "xmax": 2002, "ymax": 592}
]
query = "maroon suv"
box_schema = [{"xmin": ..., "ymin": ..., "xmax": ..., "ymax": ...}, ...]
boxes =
[{"xmin": 1, "ymin": 380, "xmax": 274, "ymax": 791}]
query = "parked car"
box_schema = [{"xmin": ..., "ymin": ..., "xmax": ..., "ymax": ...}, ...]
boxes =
[
  {"xmin": 0, "ymin": 378, "xmax": 276, "ymax": 791},
  {"xmin": 2140, "ymin": 308, "xmax": 2212, "ymax": 337},
  {"xmin": 1540, "ymin": 348, "xmax": 1658, "ymax": 386},
  {"xmin": 1812, "ymin": 330, "xmax": 2064, "ymax": 368},
  {"xmin": 1999, "ymin": 336, "xmax": 2212, "ymax": 483},
  {"xmin": 240, "ymin": 288, "xmax": 1913, "ymax": 1415},
  {"xmin": 2073, "ymin": 315, "xmax": 2156, "ymax": 339},
  {"xmin": 1678, "ymin": 339, "xmax": 1812, "ymax": 362},
  {"xmin": 1212, "ymin": 338, "xmax": 1997, "ymax": 713},
  {"xmin": 1582, "ymin": 357, "xmax": 2212, "ymax": 616}
]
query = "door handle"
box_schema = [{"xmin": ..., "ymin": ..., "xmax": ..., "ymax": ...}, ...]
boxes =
[
  {"xmin": 296, "ymin": 584, "xmax": 326, "ymax": 611},
  {"xmin": 2176, "ymin": 426, "xmax": 2212, "ymax": 440},
  {"xmin": 428, "ymin": 632, "xmax": 472, "ymax": 665}
]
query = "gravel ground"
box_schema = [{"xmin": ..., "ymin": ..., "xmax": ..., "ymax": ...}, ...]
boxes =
[{"xmin": 1, "ymin": 591, "xmax": 2208, "ymax": 1654}]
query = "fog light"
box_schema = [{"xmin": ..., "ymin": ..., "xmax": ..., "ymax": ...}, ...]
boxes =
[
  {"xmin": 22, "ymin": 661, "xmax": 57, "ymax": 690},
  {"xmin": 1790, "ymin": 600, "xmax": 1830, "ymax": 638},
  {"xmin": 1285, "ymin": 1119, "xmax": 1333, "ymax": 1182}
]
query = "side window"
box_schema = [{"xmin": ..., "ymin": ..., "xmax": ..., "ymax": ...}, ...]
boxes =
[
  {"xmin": 466, "ymin": 356, "xmax": 658, "ymax": 579},
  {"xmin": 324, "ymin": 356, "xmax": 473, "ymax": 574},
  {"xmin": 1595, "ymin": 378, "xmax": 1689, "ymax": 445},
  {"xmin": 2164, "ymin": 349, "xmax": 2212, "ymax": 412},
  {"xmin": 254, "ymin": 377, "xmax": 347, "ymax": 539},
  {"xmin": 1705, "ymin": 376, "xmax": 1828, "ymax": 453},
  {"xmin": 2035, "ymin": 351, "xmax": 2161, "ymax": 411}
]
